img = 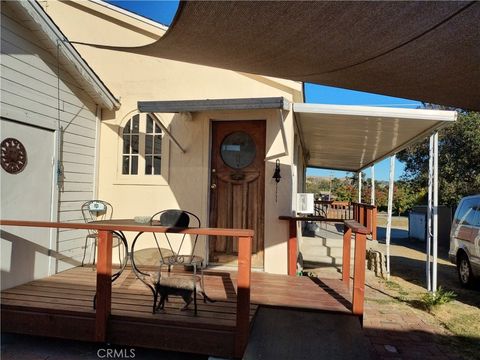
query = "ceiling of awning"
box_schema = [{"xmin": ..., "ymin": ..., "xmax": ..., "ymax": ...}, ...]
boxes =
[
  {"xmin": 133, "ymin": 1, "xmax": 480, "ymax": 111},
  {"xmin": 294, "ymin": 104, "xmax": 457, "ymax": 172}
]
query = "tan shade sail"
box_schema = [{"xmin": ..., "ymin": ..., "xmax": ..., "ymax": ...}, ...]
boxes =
[
  {"xmin": 293, "ymin": 103, "xmax": 456, "ymax": 172},
  {"xmin": 134, "ymin": 1, "xmax": 480, "ymax": 111}
]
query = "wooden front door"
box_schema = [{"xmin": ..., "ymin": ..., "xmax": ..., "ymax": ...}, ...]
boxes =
[{"xmin": 209, "ymin": 120, "xmax": 265, "ymax": 268}]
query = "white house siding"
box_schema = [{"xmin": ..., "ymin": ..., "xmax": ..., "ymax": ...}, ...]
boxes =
[{"xmin": 1, "ymin": 5, "xmax": 99, "ymax": 276}]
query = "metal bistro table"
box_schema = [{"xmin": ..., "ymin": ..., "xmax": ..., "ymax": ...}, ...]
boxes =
[{"xmin": 88, "ymin": 219, "xmax": 206, "ymax": 313}]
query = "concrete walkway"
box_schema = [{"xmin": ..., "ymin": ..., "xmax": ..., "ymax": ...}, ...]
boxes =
[{"xmin": 243, "ymin": 307, "xmax": 370, "ymax": 360}]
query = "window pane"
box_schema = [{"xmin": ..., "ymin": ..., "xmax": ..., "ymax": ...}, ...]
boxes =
[
  {"xmin": 155, "ymin": 123, "xmax": 161, "ymax": 134},
  {"xmin": 154, "ymin": 135, "xmax": 162, "ymax": 154},
  {"xmin": 145, "ymin": 156, "xmax": 152, "ymax": 175},
  {"xmin": 145, "ymin": 135, "xmax": 153, "ymax": 155},
  {"xmin": 131, "ymin": 135, "xmax": 139, "ymax": 154},
  {"xmin": 146, "ymin": 116, "xmax": 153, "ymax": 133},
  {"xmin": 474, "ymin": 210, "xmax": 480, "ymax": 227},
  {"xmin": 123, "ymin": 135, "xmax": 130, "ymax": 154},
  {"xmin": 122, "ymin": 156, "xmax": 129, "ymax": 174},
  {"xmin": 123, "ymin": 120, "xmax": 131, "ymax": 134},
  {"xmin": 132, "ymin": 115, "xmax": 139, "ymax": 133},
  {"xmin": 154, "ymin": 156, "xmax": 161, "ymax": 175},
  {"xmin": 131, "ymin": 155, "xmax": 138, "ymax": 175},
  {"xmin": 220, "ymin": 131, "xmax": 256, "ymax": 169}
]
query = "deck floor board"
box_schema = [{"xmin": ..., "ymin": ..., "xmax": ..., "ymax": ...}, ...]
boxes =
[{"xmin": 1, "ymin": 266, "xmax": 352, "ymax": 357}]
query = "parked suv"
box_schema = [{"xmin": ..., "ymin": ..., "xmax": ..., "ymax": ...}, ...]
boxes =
[{"xmin": 449, "ymin": 194, "xmax": 480, "ymax": 287}]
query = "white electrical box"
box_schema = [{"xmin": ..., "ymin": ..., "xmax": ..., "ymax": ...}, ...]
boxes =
[{"xmin": 297, "ymin": 193, "xmax": 314, "ymax": 214}]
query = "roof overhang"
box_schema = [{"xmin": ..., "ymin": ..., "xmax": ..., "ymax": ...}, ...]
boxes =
[
  {"xmin": 138, "ymin": 97, "xmax": 291, "ymax": 113},
  {"xmin": 293, "ymin": 104, "xmax": 457, "ymax": 172},
  {"xmin": 10, "ymin": 0, "xmax": 120, "ymax": 110}
]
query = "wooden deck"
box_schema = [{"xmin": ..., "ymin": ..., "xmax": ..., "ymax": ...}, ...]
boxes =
[{"xmin": 1, "ymin": 266, "xmax": 352, "ymax": 358}]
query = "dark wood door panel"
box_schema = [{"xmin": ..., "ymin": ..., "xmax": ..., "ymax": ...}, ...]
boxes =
[{"xmin": 209, "ymin": 120, "xmax": 266, "ymax": 267}]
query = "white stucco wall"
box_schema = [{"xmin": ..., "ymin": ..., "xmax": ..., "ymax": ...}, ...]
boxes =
[{"xmin": 41, "ymin": 0, "xmax": 303, "ymax": 274}]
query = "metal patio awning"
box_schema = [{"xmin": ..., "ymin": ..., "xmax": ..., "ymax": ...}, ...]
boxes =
[
  {"xmin": 294, "ymin": 104, "xmax": 457, "ymax": 172},
  {"xmin": 136, "ymin": 97, "xmax": 456, "ymax": 171},
  {"xmin": 130, "ymin": 1, "xmax": 480, "ymax": 111}
]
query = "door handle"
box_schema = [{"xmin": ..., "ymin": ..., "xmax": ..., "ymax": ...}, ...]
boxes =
[{"xmin": 210, "ymin": 183, "xmax": 217, "ymax": 189}]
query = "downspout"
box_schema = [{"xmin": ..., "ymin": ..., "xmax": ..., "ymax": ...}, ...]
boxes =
[{"xmin": 93, "ymin": 105, "xmax": 102, "ymax": 199}]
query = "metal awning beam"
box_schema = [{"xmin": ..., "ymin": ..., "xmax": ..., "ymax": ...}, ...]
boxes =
[
  {"xmin": 148, "ymin": 113, "xmax": 185, "ymax": 153},
  {"xmin": 138, "ymin": 97, "xmax": 290, "ymax": 113}
]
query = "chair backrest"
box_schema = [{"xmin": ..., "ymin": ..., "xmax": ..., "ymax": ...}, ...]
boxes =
[
  {"xmin": 149, "ymin": 209, "xmax": 201, "ymax": 261},
  {"xmin": 81, "ymin": 200, "xmax": 114, "ymax": 232}
]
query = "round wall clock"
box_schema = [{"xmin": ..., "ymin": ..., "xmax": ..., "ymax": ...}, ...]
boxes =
[{"xmin": 1, "ymin": 138, "xmax": 28, "ymax": 174}]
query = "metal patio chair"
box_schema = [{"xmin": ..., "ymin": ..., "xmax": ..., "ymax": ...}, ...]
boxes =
[
  {"xmin": 131, "ymin": 209, "xmax": 206, "ymax": 315},
  {"xmin": 80, "ymin": 200, "xmax": 127, "ymax": 273}
]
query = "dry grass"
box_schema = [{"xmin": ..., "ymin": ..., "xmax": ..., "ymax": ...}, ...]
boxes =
[
  {"xmin": 376, "ymin": 214, "xmax": 409, "ymax": 229},
  {"xmin": 374, "ymin": 275, "xmax": 480, "ymax": 359}
]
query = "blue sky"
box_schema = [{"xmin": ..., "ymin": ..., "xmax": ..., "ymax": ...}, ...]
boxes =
[{"xmin": 106, "ymin": 0, "xmax": 423, "ymax": 181}]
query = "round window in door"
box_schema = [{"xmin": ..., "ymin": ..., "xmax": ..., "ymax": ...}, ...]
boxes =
[{"xmin": 220, "ymin": 131, "xmax": 256, "ymax": 169}]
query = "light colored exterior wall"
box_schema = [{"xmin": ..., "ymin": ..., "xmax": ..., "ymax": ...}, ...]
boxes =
[
  {"xmin": 1, "ymin": 3, "xmax": 101, "ymax": 276},
  {"xmin": 41, "ymin": 0, "xmax": 303, "ymax": 274}
]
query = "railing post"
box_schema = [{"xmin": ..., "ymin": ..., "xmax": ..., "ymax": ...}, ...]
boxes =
[
  {"xmin": 342, "ymin": 226, "xmax": 352, "ymax": 287},
  {"xmin": 352, "ymin": 232, "xmax": 367, "ymax": 320},
  {"xmin": 359, "ymin": 205, "xmax": 365, "ymax": 226},
  {"xmin": 288, "ymin": 219, "xmax": 297, "ymax": 276},
  {"xmin": 372, "ymin": 207, "xmax": 377, "ymax": 241},
  {"xmin": 366, "ymin": 208, "xmax": 372, "ymax": 235},
  {"xmin": 95, "ymin": 230, "xmax": 113, "ymax": 342},
  {"xmin": 235, "ymin": 235, "xmax": 252, "ymax": 358}
]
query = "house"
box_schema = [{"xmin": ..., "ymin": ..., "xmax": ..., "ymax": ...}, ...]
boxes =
[
  {"xmin": 18, "ymin": 0, "xmax": 453, "ymax": 277},
  {"xmin": 0, "ymin": 0, "xmax": 119, "ymax": 290}
]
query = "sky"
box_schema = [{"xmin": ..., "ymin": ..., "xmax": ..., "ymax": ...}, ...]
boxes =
[{"xmin": 106, "ymin": 0, "xmax": 423, "ymax": 181}]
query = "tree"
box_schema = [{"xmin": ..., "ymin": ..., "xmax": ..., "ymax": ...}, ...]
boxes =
[
  {"xmin": 397, "ymin": 111, "xmax": 480, "ymax": 208},
  {"xmin": 393, "ymin": 181, "xmax": 419, "ymax": 215}
]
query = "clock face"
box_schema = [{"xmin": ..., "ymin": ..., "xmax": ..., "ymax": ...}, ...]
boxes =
[{"xmin": 1, "ymin": 138, "xmax": 28, "ymax": 174}]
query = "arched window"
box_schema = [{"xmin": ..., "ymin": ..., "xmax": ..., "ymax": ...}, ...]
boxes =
[{"xmin": 122, "ymin": 114, "xmax": 162, "ymax": 175}]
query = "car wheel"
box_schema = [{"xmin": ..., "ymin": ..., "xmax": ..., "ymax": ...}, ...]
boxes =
[{"xmin": 457, "ymin": 253, "xmax": 474, "ymax": 287}]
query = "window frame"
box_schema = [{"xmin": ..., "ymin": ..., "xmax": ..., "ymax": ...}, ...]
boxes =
[{"xmin": 115, "ymin": 112, "xmax": 169, "ymax": 186}]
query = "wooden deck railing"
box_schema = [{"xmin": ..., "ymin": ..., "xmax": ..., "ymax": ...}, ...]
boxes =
[
  {"xmin": 315, "ymin": 200, "xmax": 352, "ymax": 219},
  {"xmin": 342, "ymin": 220, "xmax": 369, "ymax": 320},
  {"xmin": 279, "ymin": 216, "xmax": 370, "ymax": 321},
  {"xmin": 315, "ymin": 201, "xmax": 377, "ymax": 241},
  {"xmin": 351, "ymin": 202, "xmax": 377, "ymax": 241},
  {"xmin": 279, "ymin": 216, "xmax": 346, "ymax": 276},
  {"xmin": 0, "ymin": 220, "xmax": 254, "ymax": 357}
]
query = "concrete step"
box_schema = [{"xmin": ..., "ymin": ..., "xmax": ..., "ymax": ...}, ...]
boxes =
[
  {"xmin": 302, "ymin": 237, "xmax": 354, "ymax": 248},
  {"xmin": 300, "ymin": 245, "xmax": 353, "ymax": 257}
]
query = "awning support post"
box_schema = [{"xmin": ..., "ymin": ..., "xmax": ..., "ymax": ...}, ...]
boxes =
[
  {"xmin": 358, "ymin": 171, "xmax": 362, "ymax": 203},
  {"xmin": 432, "ymin": 131, "xmax": 439, "ymax": 292},
  {"xmin": 427, "ymin": 135, "xmax": 433, "ymax": 291},
  {"xmin": 370, "ymin": 165, "xmax": 375, "ymax": 205},
  {"xmin": 386, "ymin": 155, "xmax": 395, "ymax": 280}
]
